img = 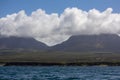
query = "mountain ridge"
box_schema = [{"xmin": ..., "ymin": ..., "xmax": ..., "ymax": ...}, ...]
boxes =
[
  {"xmin": 0, "ymin": 34, "xmax": 120, "ymax": 52},
  {"xmin": 0, "ymin": 36, "xmax": 48, "ymax": 50},
  {"xmin": 51, "ymin": 34, "xmax": 120, "ymax": 52}
]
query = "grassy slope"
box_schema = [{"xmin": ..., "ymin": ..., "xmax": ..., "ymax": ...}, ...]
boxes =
[{"xmin": 0, "ymin": 49, "xmax": 120, "ymax": 63}]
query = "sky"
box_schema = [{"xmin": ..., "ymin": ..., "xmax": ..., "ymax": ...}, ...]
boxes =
[
  {"xmin": 0, "ymin": 0, "xmax": 120, "ymax": 46},
  {"xmin": 0, "ymin": 0, "xmax": 120, "ymax": 17}
]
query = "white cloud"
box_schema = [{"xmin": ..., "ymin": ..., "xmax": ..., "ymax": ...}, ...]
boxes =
[{"xmin": 0, "ymin": 8, "xmax": 120, "ymax": 46}]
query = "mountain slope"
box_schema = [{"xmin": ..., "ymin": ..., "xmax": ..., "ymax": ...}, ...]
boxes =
[
  {"xmin": 0, "ymin": 37, "xmax": 48, "ymax": 50},
  {"xmin": 51, "ymin": 34, "xmax": 120, "ymax": 52}
]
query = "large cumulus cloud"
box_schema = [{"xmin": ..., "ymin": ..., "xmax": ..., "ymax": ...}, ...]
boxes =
[{"xmin": 0, "ymin": 8, "xmax": 120, "ymax": 46}]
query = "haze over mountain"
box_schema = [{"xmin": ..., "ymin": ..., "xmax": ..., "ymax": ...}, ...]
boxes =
[
  {"xmin": 0, "ymin": 4, "xmax": 120, "ymax": 51},
  {"xmin": 0, "ymin": 8, "xmax": 120, "ymax": 46}
]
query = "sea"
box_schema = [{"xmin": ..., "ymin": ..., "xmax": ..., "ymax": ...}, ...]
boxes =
[{"xmin": 0, "ymin": 66, "xmax": 120, "ymax": 80}]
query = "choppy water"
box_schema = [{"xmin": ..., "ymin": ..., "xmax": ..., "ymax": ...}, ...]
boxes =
[{"xmin": 0, "ymin": 66, "xmax": 120, "ymax": 80}]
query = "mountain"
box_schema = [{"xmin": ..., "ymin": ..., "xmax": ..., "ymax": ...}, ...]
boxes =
[
  {"xmin": 1, "ymin": 34, "xmax": 120, "ymax": 52},
  {"xmin": 0, "ymin": 36, "xmax": 48, "ymax": 50},
  {"xmin": 51, "ymin": 34, "xmax": 120, "ymax": 52}
]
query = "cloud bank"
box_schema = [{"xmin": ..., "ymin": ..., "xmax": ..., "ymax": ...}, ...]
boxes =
[{"xmin": 0, "ymin": 8, "xmax": 120, "ymax": 46}]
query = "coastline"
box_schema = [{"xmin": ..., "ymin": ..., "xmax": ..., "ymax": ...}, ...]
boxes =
[
  {"xmin": 2, "ymin": 62, "xmax": 120, "ymax": 66},
  {"xmin": 0, "ymin": 63, "xmax": 6, "ymax": 66},
  {"xmin": 1, "ymin": 50, "xmax": 120, "ymax": 66}
]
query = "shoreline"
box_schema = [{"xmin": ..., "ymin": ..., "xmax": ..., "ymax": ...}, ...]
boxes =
[{"xmin": 1, "ymin": 62, "xmax": 120, "ymax": 66}]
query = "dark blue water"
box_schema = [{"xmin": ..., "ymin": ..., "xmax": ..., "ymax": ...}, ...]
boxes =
[{"xmin": 0, "ymin": 66, "xmax": 120, "ymax": 80}]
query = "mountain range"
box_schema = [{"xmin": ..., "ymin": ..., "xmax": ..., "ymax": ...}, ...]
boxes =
[{"xmin": 0, "ymin": 34, "xmax": 120, "ymax": 52}]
